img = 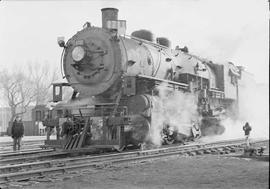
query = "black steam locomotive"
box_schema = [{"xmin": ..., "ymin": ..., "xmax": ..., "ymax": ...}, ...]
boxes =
[{"xmin": 41, "ymin": 8, "xmax": 246, "ymax": 151}]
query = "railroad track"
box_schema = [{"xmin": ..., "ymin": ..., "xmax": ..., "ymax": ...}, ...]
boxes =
[
  {"xmin": 0, "ymin": 148, "xmax": 56, "ymax": 163},
  {"xmin": 0, "ymin": 139, "xmax": 236, "ymax": 165},
  {"xmin": 0, "ymin": 148, "xmax": 54, "ymax": 158},
  {"xmin": 0, "ymin": 138, "xmax": 268, "ymax": 185},
  {"xmin": 0, "ymin": 150, "xmax": 69, "ymax": 165},
  {"xmin": 0, "ymin": 140, "xmax": 44, "ymax": 152},
  {"xmin": 0, "ymin": 140, "xmax": 44, "ymax": 147},
  {"xmin": 0, "ymin": 145, "xmax": 43, "ymax": 152}
]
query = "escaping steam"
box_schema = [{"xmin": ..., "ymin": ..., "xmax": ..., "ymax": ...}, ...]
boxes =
[
  {"xmin": 149, "ymin": 83, "xmax": 199, "ymax": 146},
  {"xmin": 201, "ymin": 82, "xmax": 269, "ymax": 143},
  {"xmin": 149, "ymin": 79, "xmax": 268, "ymax": 145},
  {"xmin": 233, "ymin": 83, "xmax": 268, "ymax": 139}
]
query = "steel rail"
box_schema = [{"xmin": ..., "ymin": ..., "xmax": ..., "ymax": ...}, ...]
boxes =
[
  {"xmin": 0, "ymin": 145, "xmax": 43, "ymax": 152},
  {"xmin": 0, "ymin": 141, "xmax": 44, "ymax": 153},
  {"xmin": 0, "ymin": 149, "xmax": 54, "ymax": 158},
  {"xmin": 0, "ymin": 140, "xmax": 44, "ymax": 146},
  {"xmin": 0, "ymin": 143, "xmax": 43, "ymax": 150},
  {"xmin": 0, "ymin": 151, "xmax": 70, "ymax": 165}
]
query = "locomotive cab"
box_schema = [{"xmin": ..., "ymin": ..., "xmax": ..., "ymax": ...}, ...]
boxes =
[{"xmin": 53, "ymin": 82, "xmax": 71, "ymax": 102}]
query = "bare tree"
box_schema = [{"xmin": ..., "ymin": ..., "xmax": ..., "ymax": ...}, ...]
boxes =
[
  {"xmin": 27, "ymin": 61, "xmax": 59, "ymax": 105},
  {"xmin": 0, "ymin": 69, "xmax": 36, "ymax": 122},
  {"xmin": 0, "ymin": 62, "xmax": 59, "ymax": 123}
]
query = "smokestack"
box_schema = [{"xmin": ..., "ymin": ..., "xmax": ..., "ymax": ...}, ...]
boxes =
[{"xmin": 101, "ymin": 8, "xmax": 118, "ymax": 29}]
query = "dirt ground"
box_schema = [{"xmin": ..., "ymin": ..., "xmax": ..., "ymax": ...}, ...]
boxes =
[{"xmin": 18, "ymin": 152, "xmax": 269, "ymax": 189}]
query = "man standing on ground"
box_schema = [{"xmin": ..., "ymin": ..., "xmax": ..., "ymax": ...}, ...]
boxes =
[
  {"xmin": 11, "ymin": 116, "xmax": 24, "ymax": 151},
  {"xmin": 61, "ymin": 117, "xmax": 73, "ymax": 140},
  {"xmin": 243, "ymin": 122, "xmax": 252, "ymax": 147}
]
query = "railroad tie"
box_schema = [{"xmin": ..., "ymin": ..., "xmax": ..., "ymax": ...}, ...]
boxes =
[
  {"xmin": 218, "ymin": 151, "xmax": 224, "ymax": 154},
  {"xmin": 203, "ymin": 149, "xmax": 211, "ymax": 154},
  {"xmin": 223, "ymin": 147, "xmax": 232, "ymax": 151},
  {"xmin": 217, "ymin": 148, "xmax": 225, "ymax": 154},
  {"xmin": 177, "ymin": 151, "xmax": 184, "ymax": 155},
  {"xmin": 210, "ymin": 149, "xmax": 219, "ymax": 154},
  {"xmin": 195, "ymin": 150, "xmax": 204, "ymax": 155},
  {"xmin": 187, "ymin": 151, "xmax": 196, "ymax": 156},
  {"xmin": 230, "ymin": 148, "xmax": 236, "ymax": 153}
]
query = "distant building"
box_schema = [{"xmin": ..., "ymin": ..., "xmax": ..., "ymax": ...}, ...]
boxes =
[
  {"xmin": 0, "ymin": 107, "xmax": 10, "ymax": 135},
  {"xmin": 0, "ymin": 105, "xmax": 36, "ymax": 136}
]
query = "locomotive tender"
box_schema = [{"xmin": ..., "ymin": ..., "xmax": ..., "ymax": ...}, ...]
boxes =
[{"xmin": 43, "ymin": 8, "xmax": 244, "ymax": 151}]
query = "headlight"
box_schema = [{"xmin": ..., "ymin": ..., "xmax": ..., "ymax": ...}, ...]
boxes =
[{"xmin": 72, "ymin": 46, "xmax": 85, "ymax": 62}]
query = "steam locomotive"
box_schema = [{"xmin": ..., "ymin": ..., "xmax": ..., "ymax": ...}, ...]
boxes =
[{"xmin": 41, "ymin": 8, "xmax": 246, "ymax": 151}]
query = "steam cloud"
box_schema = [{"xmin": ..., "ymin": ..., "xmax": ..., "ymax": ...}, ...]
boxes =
[
  {"xmin": 239, "ymin": 84, "xmax": 269, "ymax": 139},
  {"xmin": 223, "ymin": 83, "xmax": 269, "ymax": 139},
  {"xmin": 149, "ymin": 79, "xmax": 269, "ymax": 146},
  {"xmin": 200, "ymin": 82, "xmax": 269, "ymax": 143},
  {"xmin": 149, "ymin": 83, "xmax": 199, "ymax": 146}
]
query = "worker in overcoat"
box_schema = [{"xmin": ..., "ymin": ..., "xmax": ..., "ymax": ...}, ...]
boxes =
[{"xmin": 11, "ymin": 116, "xmax": 24, "ymax": 151}]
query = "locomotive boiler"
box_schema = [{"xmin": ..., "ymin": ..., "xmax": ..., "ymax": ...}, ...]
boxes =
[{"xmin": 42, "ymin": 8, "xmax": 244, "ymax": 151}]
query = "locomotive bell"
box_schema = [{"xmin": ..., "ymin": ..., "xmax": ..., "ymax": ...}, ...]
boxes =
[{"xmin": 83, "ymin": 22, "xmax": 91, "ymax": 29}]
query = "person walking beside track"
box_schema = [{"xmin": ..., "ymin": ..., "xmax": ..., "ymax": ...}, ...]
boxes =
[
  {"xmin": 11, "ymin": 116, "xmax": 24, "ymax": 151},
  {"xmin": 243, "ymin": 122, "xmax": 252, "ymax": 147}
]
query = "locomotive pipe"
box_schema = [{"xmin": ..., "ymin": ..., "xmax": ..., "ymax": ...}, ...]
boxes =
[{"xmin": 101, "ymin": 8, "xmax": 118, "ymax": 29}]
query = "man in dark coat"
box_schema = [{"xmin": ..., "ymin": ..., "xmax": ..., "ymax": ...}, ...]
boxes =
[
  {"xmin": 11, "ymin": 116, "xmax": 24, "ymax": 151},
  {"xmin": 243, "ymin": 122, "xmax": 252, "ymax": 147},
  {"xmin": 61, "ymin": 117, "xmax": 73, "ymax": 140}
]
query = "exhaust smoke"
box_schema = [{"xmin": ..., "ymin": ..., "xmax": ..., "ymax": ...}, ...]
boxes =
[
  {"xmin": 149, "ymin": 83, "xmax": 200, "ymax": 146},
  {"xmin": 200, "ymin": 82, "xmax": 269, "ymax": 143}
]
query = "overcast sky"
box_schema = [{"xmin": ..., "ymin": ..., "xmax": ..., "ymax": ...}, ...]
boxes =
[{"xmin": 0, "ymin": 0, "xmax": 269, "ymax": 86}]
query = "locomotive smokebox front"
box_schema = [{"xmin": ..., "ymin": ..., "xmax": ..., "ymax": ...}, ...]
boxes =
[{"xmin": 62, "ymin": 25, "xmax": 123, "ymax": 97}]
